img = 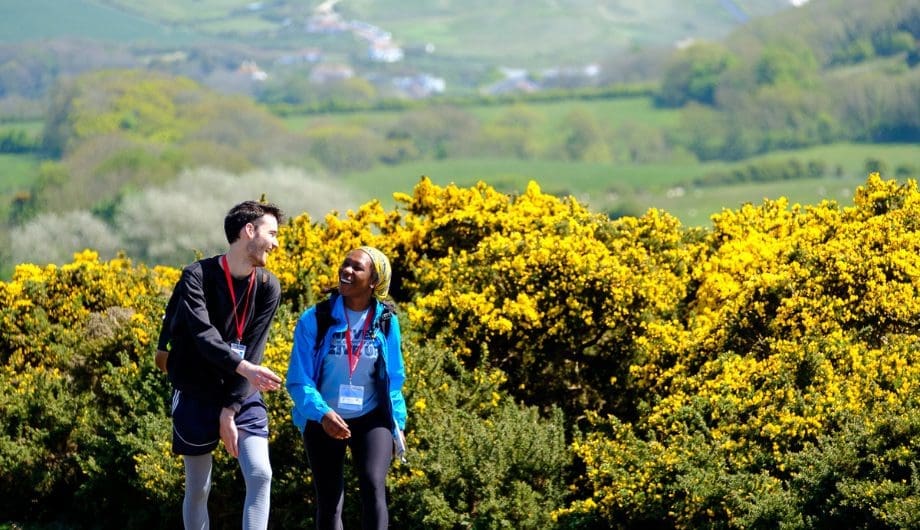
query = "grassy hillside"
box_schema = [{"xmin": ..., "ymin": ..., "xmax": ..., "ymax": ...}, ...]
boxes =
[
  {"xmin": 0, "ymin": 0, "xmax": 202, "ymax": 44},
  {"xmin": 3, "ymin": 0, "xmax": 795, "ymax": 66},
  {"xmin": 338, "ymin": 0, "xmax": 793, "ymax": 65}
]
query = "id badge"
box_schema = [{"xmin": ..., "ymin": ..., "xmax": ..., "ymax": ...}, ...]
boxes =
[
  {"xmin": 338, "ymin": 384, "xmax": 364, "ymax": 411},
  {"xmin": 230, "ymin": 342, "xmax": 247, "ymax": 357}
]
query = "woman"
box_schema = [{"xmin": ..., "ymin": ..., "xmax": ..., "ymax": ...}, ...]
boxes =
[{"xmin": 286, "ymin": 246, "xmax": 407, "ymax": 530}]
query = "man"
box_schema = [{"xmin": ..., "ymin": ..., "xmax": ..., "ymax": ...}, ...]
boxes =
[{"xmin": 157, "ymin": 200, "xmax": 285, "ymax": 530}]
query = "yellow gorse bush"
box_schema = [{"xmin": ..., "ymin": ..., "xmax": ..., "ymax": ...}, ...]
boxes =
[
  {"xmin": 5, "ymin": 174, "xmax": 920, "ymax": 527},
  {"xmin": 556, "ymin": 174, "xmax": 920, "ymax": 527}
]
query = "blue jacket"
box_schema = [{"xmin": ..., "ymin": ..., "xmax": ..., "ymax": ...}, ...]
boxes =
[{"xmin": 286, "ymin": 296, "xmax": 407, "ymax": 434}]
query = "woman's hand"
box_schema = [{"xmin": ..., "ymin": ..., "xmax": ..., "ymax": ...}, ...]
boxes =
[
  {"xmin": 321, "ymin": 410, "xmax": 351, "ymax": 440},
  {"xmin": 394, "ymin": 429, "xmax": 407, "ymax": 463}
]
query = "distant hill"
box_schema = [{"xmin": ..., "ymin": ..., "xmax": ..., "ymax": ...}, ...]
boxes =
[{"xmin": 0, "ymin": 0, "xmax": 799, "ymax": 97}]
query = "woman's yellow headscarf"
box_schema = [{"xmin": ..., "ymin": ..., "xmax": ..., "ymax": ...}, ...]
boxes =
[{"xmin": 357, "ymin": 246, "xmax": 391, "ymax": 299}]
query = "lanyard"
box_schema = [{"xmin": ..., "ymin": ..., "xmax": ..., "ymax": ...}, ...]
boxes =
[
  {"xmin": 344, "ymin": 309, "xmax": 373, "ymax": 378},
  {"xmin": 220, "ymin": 255, "xmax": 256, "ymax": 342}
]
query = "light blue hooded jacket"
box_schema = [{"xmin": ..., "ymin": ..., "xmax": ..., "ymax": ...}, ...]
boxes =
[{"xmin": 286, "ymin": 295, "xmax": 407, "ymax": 435}]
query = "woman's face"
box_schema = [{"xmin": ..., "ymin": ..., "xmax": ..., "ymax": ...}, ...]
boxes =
[{"xmin": 338, "ymin": 250, "xmax": 376, "ymax": 299}]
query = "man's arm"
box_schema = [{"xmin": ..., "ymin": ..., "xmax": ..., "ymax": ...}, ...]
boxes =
[
  {"xmin": 175, "ymin": 264, "xmax": 247, "ymax": 374},
  {"xmin": 154, "ymin": 282, "xmax": 183, "ymax": 372},
  {"xmin": 223, "ymin": 272, "xmax": 284, "ymax": 407}
]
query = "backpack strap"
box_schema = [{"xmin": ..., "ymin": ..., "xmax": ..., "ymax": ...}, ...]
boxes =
[
  {"xmin": 313, "ymin": 295, "xmax": 396, "ymax": 354},
  {"xmin": 376, "ymin": 300, "xmax": 396, "ymax": 337},
  {"xmin": 313, "ymin": 296, "xmax": 335, "ymax": 354}
]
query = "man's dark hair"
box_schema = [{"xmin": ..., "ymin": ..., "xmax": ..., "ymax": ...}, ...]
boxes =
[{"xmin": 224, "ymin": 200, "xmax": 284, "ymax": 243}]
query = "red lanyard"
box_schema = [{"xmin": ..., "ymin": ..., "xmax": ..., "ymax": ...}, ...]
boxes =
[
  {"xmin": 220, "ymin": 255, "xmax": 256, "ymax": 342},
  {"xmin": 344, "ymin": 310, "xmax": 373, "ymax": 377}
]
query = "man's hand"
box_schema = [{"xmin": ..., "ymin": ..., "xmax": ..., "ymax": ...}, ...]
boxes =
[
  {"xmin": 220, "ymin": 407, "xmax": 240, "ymax": 458},
  {"xmin": 154, "ymin": 349, "xmax": 169, "ymax": 372},
  {"xmin": 321, "ymin": 410, "xmax": 351, "ymax": 440},
  {"xmin": 236, "ymin": 359, "xmax": 282, "ymax": 392}
]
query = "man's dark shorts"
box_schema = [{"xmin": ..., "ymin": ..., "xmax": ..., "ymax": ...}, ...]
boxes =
[{"xmin": 171, "ymin": 390, "xmax": 269, "ymax": 456}]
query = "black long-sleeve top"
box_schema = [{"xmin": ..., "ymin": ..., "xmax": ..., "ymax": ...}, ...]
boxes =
[{"xmin": 157, "ymin": 255, "xmax": 281, "ymax": 409}]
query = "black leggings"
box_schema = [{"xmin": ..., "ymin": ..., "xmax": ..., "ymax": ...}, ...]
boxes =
[{"xmin": 303, "ymin": 408, "xmax": 393, "ymax": 530}]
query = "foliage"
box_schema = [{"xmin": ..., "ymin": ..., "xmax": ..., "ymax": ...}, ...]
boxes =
[
  {"xmin": 556, "ymin": 174, "xmax": 920, "ymax": 528},
  {"xmin": 658, "ymin": 0, "xmax": 920, "ymax": 158},
  {"xmin": 0, "ymin": 128, "xmax": 39, "ymax": 153},
  {"xmin": 753, "ymin": 44, "xmax": 819, "ymax": 88},
  {"xmin": 10, "ymin": 210, "xmax": 122, "ymax": 266},
  {"xmin": 657, "ymin": 43, "xmax": 737, "ymax": 107},
  {"xmin": 259, "ymin": 76, "xmax": 378, "ymax": 109},
  {"xmin": 10, "ymin": 166, "xmax": 354, "ymax": 269},
  {"xmin": 390, "ymin": 340, "xmax": 569, "ymax": 529},
  {"xmin": 31, "ymin": 70, "xmax": 310, "ymax": 216},
  {"xmin": 0, "ymin": 252, "xmax": 177, "ymax": 527},
  {"xmin": 691, "ymin": 158, "xmax": 828, "ymax": 187},
  {"xmin": 6, "ymin": 174, "xmax": 920, "ymax": 529},
  {"xmin": 561, "ymin": 109, "xmax": 611, "ymax": 162},
  {"xmin": 304, "ymin": 123, "xmax": 386, "ymax": 173},
  {"xmin": 381, "ymin": 178, "xmax": 698, "ymax": 421},
  {"xmin": 834, "ymin": 68, "xmax": 920, "ymax": 142},
  {"xmin": 266, "ymin": 84, "xmax": 658, "ymax": 118}
]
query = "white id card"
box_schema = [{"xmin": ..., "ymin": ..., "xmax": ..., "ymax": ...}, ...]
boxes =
[
  {"xmin": 338, "ymin": 384, "xmax": 364, "ymax": 411},
  {"xmin": 230, "ymin": 342, "xmax": 246, "ymax": 357}
]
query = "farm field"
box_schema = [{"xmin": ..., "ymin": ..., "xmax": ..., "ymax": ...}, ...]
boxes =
[
  {"xmin": 326, "ymin": 0, "xmax": 791, "ymax": 66},
  {"xmin": 340, "ymin": 143, "xmax": 920, "ymax": 226},
  {"xmin": 0, "ymin": 0, "xmax": 201, "ymax": 44},
  {"xmin": 282, "ymin": 95, "xmax": 682, "ymax": 150},
  {"xmin": 0, "ymin": 120, "xmax": 43, "ymax": 135},
  {"xmin": 0, "ymin": 153, "xmax": 40, "ymax": 221},
  {"xmin": 0, "ymin": 0, "xmax": 796, "ymax": 72},
  {"xmin": 280, "ymin": 96, "xmax": 672, "ymax": 128}
]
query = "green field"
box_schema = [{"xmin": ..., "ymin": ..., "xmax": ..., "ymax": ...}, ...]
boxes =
[
  {"xmin": 283, "ymin": 96, "xmax": 919, "ymax": 226},
  {"xmin": 283, "ymin": 96, "xmax": 681, "ymax": 145},
  {"xmin": 102, "ymin": 0, "xmax": 247, "ymax": 24},
  {"xmin": 0, "ymin": 0, "xmax": 796, "ymax": 67},
  {"xmin": 2, "ymin": 85, "xmax": 916, "ymax": 231},
  {"xmin": 340, "ymin": 143, "xmax": 920, "ymax": 226},
  {"xmin": 0, "ymin": 153, "xmax": 39, "ymax": 189},
  {"xmin": 0, "ymin": 0, "xmax": 203, "ymax": 44},
  {"xmin": 337, "ymin": 0, "xmax": 792, "ymax": 66},
  {"xmin": 0, "ymin": 153, "xmax": 41, "ymax": 221},
  {"xmin": 0, "ymin": 120, "xmax": 43, "ymax": 136},
  {"xmin": 0, "ymin": 121, "xmax": 44, "ymax": 221}
]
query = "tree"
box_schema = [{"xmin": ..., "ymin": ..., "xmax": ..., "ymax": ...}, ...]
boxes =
[
  {"xmin": 561, "ymin": 108, "xmax": 611, "ymax": 162},
  {"xmin": 387, "ymin": 106, "xmax": 479, "ymax": 159},
  {"xmin": 754, "ymin": 43, "xmax": 819, "ymax": 87},
  {"xmin": 656, "ymin": 43, "xmax": 737, "ymax": 107}
]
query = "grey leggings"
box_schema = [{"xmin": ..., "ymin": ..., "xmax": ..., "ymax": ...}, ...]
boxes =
[{"xmin": 183, "ymin": 434, "xmax": 272, "ymax": 530}]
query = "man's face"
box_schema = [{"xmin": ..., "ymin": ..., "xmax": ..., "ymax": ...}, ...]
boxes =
[{"xmin": 245, "ymin": 214, "xmax": 279, "ymax": 267}]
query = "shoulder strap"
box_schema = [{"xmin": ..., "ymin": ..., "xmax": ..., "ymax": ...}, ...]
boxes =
[
  {"xmin": 377, "ymin": 300, "xmax": 396, "ymax": 337},
  {"xmin": 314, "ymin": 295, "xmax": 396, "ymax": 353},
  {"xmin": 313, "ymin": 296, "xmax": 335, "ymax": 354}
]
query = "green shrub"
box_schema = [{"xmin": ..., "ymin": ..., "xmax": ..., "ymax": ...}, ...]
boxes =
[{"xmin": 390, "ymin": 340, "xmax": 570, "ymax": 529}]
